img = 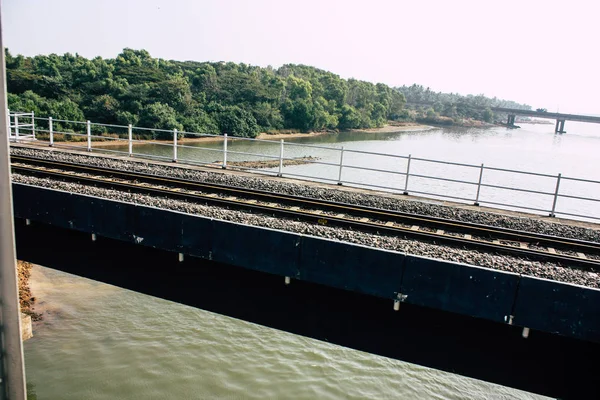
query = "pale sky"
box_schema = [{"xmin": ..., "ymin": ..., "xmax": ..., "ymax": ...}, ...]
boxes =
[{"xmin": 3, "ymin": 0, "xmax": 599, "ymax": 114}]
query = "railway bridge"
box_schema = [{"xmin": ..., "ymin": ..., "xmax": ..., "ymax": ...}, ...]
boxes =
[
  {"xmin": 405, "ymin": 101, "xmax": 600, "ymax": 133},
  {"xmin": 9, "ymin": 146, "xmax": 600, "ymax": 400},
  {"xmin": 490, "ymin": 107, "xmax": 600, "ymax": 133}
]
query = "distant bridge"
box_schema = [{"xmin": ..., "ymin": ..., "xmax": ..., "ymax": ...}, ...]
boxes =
[
  {"xmin": 491, "ymin": 107, "xmax": 600, "ymax": 133},
  {"xmin": 405, "ymin": 102, "xmax": 600, "ymax": 133}
]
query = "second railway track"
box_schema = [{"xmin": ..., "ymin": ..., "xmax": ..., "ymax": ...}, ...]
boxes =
[{"xmin": 10, "ymin": 154, "xmax": 600, "ymax": 269}]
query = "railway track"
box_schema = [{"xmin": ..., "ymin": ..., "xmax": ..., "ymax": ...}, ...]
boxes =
[{"xmin": 10, "ymin": 154, "xmax": 600, "ymax": 269}]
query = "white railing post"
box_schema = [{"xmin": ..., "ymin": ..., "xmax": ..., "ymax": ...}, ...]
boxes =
[
  {"xmin": 48, "ymin": 117, "xmax": 54, "ymax": 147},
  {"xmin": 128, "ymin": 124, "xmax": 133, "ymax": 156},
  {"xmin": 173, "ymin": 129, "xmax": 178, "ymax": 162},
  {"xmin": 6, "ymin": 108, "xmax": 10, "ymax": 139},
  {"xmin": 474, "ymin": 163, "xmax": 484, "ymax": 206},
  {"xmin": 550, "ymin": 173, "xmax": 562, "ymax": 217},
  {"xmin": 31, "ymin": 111, "xmax": 35, "ymax": 139},
  {"xmin": 222, "ymin": 134, "xmax": 228, "ymax": 169},
  {"xmin": 14, "ymin": 114, "xmax": 19, "ymax": 142},
  {"xmin": 86, "ymin": 120, "xmax": 91, "ymax": 151},
  {"xmin": 278, "ymin": 139, "xmax": 284, "ymax": 177},
  {"xmin": 337, "ymin": 146, "xmax": 344, "ymax": 185},
  {"xmin": 403, "ymin": 154, "xmax": 412, "ymax": 195}
]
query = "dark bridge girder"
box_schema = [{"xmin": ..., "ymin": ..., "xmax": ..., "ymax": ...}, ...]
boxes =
[
  {"xmin": 11, "ymin": 184, "xmax": 600, "ymax": 399},
  {"xmin": 14, "ymin": 220, "xmax": 600, "ymax": 400}
]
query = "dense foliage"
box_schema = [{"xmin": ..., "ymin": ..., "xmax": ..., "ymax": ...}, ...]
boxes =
[
  {"xmin": 396, "ymin": 84, "xmax": 531, "ymax": 125},
  {"xmin": 6, "ymin": 48, "xmax": 408, "ymax": 139}
]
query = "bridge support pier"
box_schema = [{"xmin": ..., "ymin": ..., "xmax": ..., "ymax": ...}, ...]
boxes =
[
  {"xmin": 507, "ymin": 114, "xmax": 516, "ymax": 126},
  {"xmin": 555, "ymin": 119, "xmax": 566, "ymax": 133}
]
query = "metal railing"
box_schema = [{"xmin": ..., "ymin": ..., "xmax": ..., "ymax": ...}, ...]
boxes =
[{"xmin": 7, "ymin": 112, "xmax": 600, "ymax": 222}]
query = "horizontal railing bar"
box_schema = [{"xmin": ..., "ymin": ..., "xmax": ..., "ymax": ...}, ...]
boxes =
[
  {"xmin": 176, "ymin": 144, "xmax": 223, "ymax": 153},
  {"xmin": 343, "ymin": 148, "xmax": 409, "ymax": 159},
  {"xmin": 338, "ymin": 179, "xmax": 404, "ymax": 192},
  {"xmin": 129, "ymin": 139, "xmax": 175, "ymax": 147},
  {"xmin": 177, "ymin": 131, "xmax": 223, "ymax": 138},
  {"xmin": 282, "ymin": 141, "xmax": 342, "ymax": 151},
  {"xmin": 272, "ymin": 157, "xmax": 339, "ymax": 168},
  {"xmin": 224, "ymin": 150, "xmax": 282, "ymax": 160},
  {"xmin": 479, "ymin": 182, "xmax": 555, "ymax": 196},
  {"xmin": 404, "ymin": 188, "xmax": 477, "ymax": 202},
  {"xmin": 561, "ymin": 176, "xmax": 600, "ymax": 185},
  {"xmin": 476, "ymin": 199, "xmax": 551, "ymax": 214},
  {"xmin": 88, "ymin": 122, "xmax": 130, "ymax": 129},
  {"xmin": 411, "ymin": 156, "xmax": 480, "ymax": 169},
  {"xmin": 409, "ymin": 173, "xmax": 479, "ymax": 186},
  {"xmin": 483, "ymin": 165, "xmax": 557, "ymax": 178},
  {"xmin": 223, "ymin": 136, "xmax": 283, "ymax": 145},
  {"xmin": 131, "ymin": 126, "xmax": 177, "ymax": 133},
  {"xmin": 45, "ymin": 118, "xmax": 88, "ymax": 125},
  {"xmin": 342, "ymin": 164, "xmax": 407, "ymax": 176},
  {"xmin": 557, "ymin": 193, "xmax": 600, "ymax": 203}
]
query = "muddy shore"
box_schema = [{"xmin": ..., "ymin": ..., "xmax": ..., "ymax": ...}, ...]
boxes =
[{"xmin": 18, "ymin": 260, "xmax": 41, "ymax": 321}]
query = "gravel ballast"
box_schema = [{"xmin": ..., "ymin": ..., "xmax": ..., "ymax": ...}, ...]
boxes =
[
  {"xmin": 12, "ymin": 172, "xmax": 600, "ymax": 289},
  {"xmin": 11, "ymin": 146, "xmax": 600, "ymax": 242}
]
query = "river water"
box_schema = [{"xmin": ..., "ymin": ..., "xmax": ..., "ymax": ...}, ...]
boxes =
[
  {"xmin": 25, "ymin": 121, "xmax": 600, "ymax": 399},
  {"xmin": 24, "ymin": 266, "xmax": 548, "ymax": 400},
  {"xmin": 103, "ymin": 121, "xmax": 600, "ymax": 221}
]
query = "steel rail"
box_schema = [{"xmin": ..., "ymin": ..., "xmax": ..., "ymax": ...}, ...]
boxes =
[
  {"xmin": 11, "ymin": 154, "xmax": 600, "ymax": 250},
  {"xmin": 10, "ymin": 155, "xmax": 600, "ymax": 269}
]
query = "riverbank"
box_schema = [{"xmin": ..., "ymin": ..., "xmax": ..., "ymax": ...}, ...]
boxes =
[
  {"xmin": 348, "ymin": 122, "xmax": 433, "ymax": 134},
  {"xmin": 18, "ymin": 260, "xmax": 41, "ymax": 321},
  {"xmin": 47, "ymin": 123, "xmax": 433, "ymax": 149}
]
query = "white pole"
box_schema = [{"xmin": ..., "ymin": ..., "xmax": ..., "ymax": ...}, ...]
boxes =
[
  {"xmin": 31, "ymin": 111, "xmax": 35, "ymax": 139},
  {"xmin": 474, "ymin": 163, "xmax": 484, "ymax": 206},
  {"xmin": 278, "ymin": 139, "xmax": 284, "ymax": 177},
  {"xmin": 173, "ymin": 129, "xmax": 178, "ymax": 162},
  {"xmin": 86, "ymin": 120, "xmax": 91, "ymax": 151},
  {"xmin": 403, "ymin": 154, "xmax": 412, "ymax": 195},
  {"xmin": 0, "ymin": 4, "xmax": 28, "ymax": 397},
  {"xmin": 550, "ymin": 173, "xmax": 562, "ymax": 217},
  {"xmin": 49, "ymin": 116, "xmax": 54, "ymax": 147},
  {"xmin": 128, "ymin": 124, "xmax": 133, "ymax": 156},
  {"xmin": 337, "ymin": 146, "xmax": 344, "ymax": 185},
  {"xmin": 222, "ymin": 133, "xmax": 228, "ymax": 169},
  {"xmin": 14, "ymin": 113, "xmax": 19, "ymax": 142}
]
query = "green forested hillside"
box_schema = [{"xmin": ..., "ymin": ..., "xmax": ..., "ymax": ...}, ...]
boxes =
[{"xmin": 6, "ymin": 48, "xmax": 407, "ymax": 138}]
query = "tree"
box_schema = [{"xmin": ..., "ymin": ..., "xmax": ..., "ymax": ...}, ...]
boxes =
[
  {"xmin": 138, "ymin": 102, "xmax": 183, "ymax": 139},
  {"xmin": 5, "ymin": 48, "xmax": 417, "ymax": 137},
  {"xmin": 215, "ymin": 105, "xmax": 259, "ymax": 137}
]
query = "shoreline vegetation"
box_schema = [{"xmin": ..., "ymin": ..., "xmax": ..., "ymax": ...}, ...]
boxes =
[{"xmin": 7, "ymin": 48, "xmax": 532, "ymax": 145}]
